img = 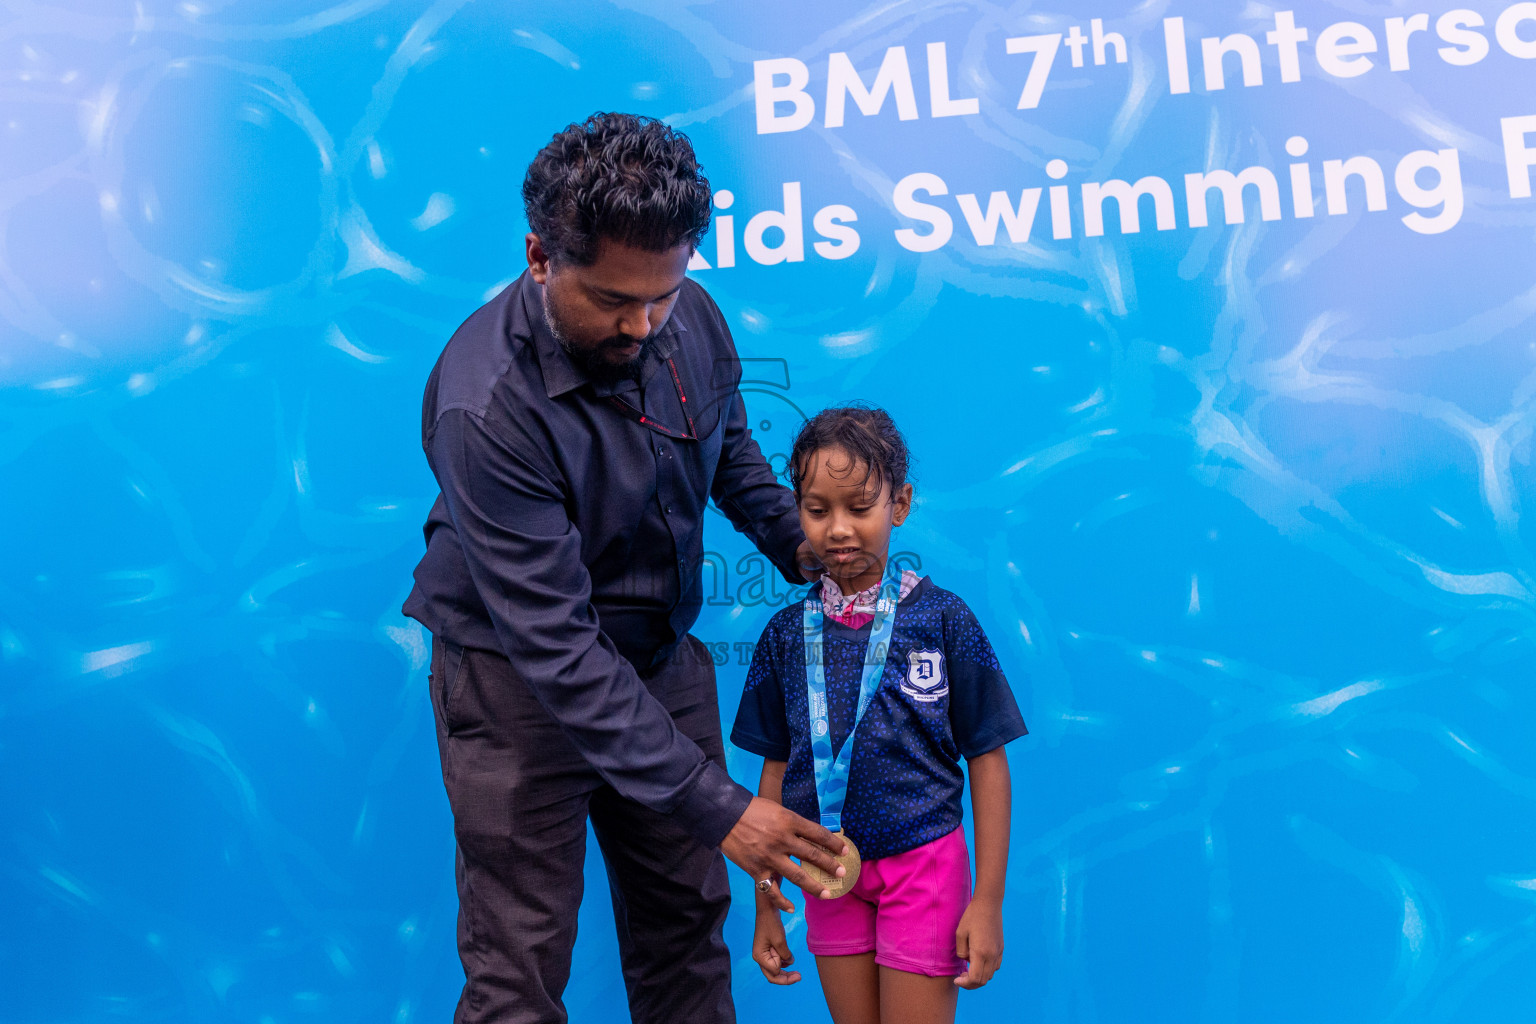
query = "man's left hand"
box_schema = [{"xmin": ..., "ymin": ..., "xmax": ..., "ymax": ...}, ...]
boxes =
[{"xmin": 794, "ymin": 540, "xmax": 823, "ymax": 581}]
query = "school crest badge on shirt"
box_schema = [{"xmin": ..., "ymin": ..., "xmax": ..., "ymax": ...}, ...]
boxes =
[{"xmin": 902, "ymin": 649, "xmax": 948, "ymax": 702}]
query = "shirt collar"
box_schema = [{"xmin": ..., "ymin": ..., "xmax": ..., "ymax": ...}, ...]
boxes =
[
  {"xmin": 518, "ymin": 273, "xmax": 685, "ymax": 400},
  {"xmin": 820, "ymin": 568, "xmax": 923, "ymax": 617}
]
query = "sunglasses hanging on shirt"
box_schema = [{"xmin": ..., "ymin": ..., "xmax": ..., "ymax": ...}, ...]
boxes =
[{"xmin": 604, "ymin": 358, "xmax": 698, "ymax": 441}]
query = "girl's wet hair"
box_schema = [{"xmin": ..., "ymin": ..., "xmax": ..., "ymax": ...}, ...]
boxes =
[{"xmin": 788, "ymin": 405, "xmax": 911, "ymax": 501}]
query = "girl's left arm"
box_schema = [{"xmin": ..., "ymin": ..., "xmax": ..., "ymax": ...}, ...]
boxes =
[{"xmin": 954, "ymin": 745, "xmax": 1011, "ymax": 989}]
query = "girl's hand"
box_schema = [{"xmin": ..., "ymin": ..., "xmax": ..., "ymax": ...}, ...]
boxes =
[
  {"xmin": 953, "ymin": 897, "xmax": 1003, "ymax": 989},
  {"xmin": 753, "ymin": 908, "xmax": 802, "ymax": 986}
]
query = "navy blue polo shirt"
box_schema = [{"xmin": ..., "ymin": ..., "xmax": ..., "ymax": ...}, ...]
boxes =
[
  {"xmin": 404, "ymin": 270, "xmax": 804, "ymax": 846},
  {"xmin": 731, "ymin": 577, "xmax": 1028, "ymax": 860}
]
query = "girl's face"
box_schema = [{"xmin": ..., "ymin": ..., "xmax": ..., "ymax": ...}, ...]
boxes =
[{"xmin": 796, "ymin": 446, "xmax": 913, "ymax": 594}]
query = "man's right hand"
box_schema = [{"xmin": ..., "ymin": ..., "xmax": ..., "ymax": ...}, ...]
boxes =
[{"xmin": 721, "ymin": 797, "xmax": 847, "ymax": 910}]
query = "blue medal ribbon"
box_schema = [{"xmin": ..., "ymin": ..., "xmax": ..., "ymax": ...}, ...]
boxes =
[{"xmin": 802, "ymin": 572, "xmax": 902, "ymax": 833}]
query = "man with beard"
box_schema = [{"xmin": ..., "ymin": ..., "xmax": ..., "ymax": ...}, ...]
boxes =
[{"xmin": 403, "ymin": 113, "xmax": 847, "ymax": 1024}]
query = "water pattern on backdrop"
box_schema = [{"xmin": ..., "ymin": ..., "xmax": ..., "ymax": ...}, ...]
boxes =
[{"xmin": 1, "ymin": 2, "xmax": 1533, "ymax": 1022}]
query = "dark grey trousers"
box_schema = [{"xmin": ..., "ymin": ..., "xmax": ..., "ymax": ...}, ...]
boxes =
[{"xmin": 428, "ymin": 635, "xmax": 735, "ymax": 1024}]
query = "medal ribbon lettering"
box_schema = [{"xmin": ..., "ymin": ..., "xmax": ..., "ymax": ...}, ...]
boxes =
[{"xmin": 801, "ymin": 573, "xmax": 901, "ymax": 832}]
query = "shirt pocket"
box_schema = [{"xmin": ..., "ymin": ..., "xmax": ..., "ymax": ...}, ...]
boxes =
[
  {"xmin": 691, "ymin": 389, "xmax": 727, "ymax": 444},
  {"xmin": 694, "ymin": 397, "xmax": 726, "ymax": 479}
]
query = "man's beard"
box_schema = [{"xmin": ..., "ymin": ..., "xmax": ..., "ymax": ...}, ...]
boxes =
[{"xmin": 544, "ymin": 302, "xmax": 651, "ymax": 386}]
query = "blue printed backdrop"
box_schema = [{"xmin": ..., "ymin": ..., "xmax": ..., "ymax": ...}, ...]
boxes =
[{"xmin": 3, "ymin": 1, "xmax": 1535, "ymax": 1021}]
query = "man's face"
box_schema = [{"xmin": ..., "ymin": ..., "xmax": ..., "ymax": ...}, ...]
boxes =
[{"xmin": 527, "ymin": 234, "xmax": 692, "ymax": 383}]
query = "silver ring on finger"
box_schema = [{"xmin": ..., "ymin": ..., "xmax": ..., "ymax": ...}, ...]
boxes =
[{"xmin": 756, "ymin": 877, "xmax": 775, "ymax": 894}]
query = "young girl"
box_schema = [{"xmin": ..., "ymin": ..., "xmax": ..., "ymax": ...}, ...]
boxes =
[{"xmin": 731, "ymin": 406, "xmax": 1027, "ymax": 1024}]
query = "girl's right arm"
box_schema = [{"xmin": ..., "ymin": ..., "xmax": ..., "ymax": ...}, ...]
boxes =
[{"xmin": 752, "ymin": 759, "xmax": 802, "ymax": 986}]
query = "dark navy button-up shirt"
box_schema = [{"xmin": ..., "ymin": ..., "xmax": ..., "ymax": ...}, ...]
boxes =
[{"xmin": 403, "ymin": 270, "xmax": 804, "ymax": 845}]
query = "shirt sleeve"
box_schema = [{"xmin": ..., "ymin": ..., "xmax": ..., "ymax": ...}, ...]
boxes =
[
  {"xmin": 429, "ymin": 407, "xmax": 752, "ymax": 846},
  {"xmin": 698, "ymin": 297, "xmax": 806, "ymax": 586},
  {"xmin": 944, "ymin": 598, "xmax": 1028, "ymax": 759},
  {"xmin": 730, "ymin": 619, "xmax": 792, "ymax": 761}
]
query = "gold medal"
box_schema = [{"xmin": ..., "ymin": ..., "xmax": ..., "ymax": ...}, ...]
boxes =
[{"xmin": 804, "ymin": 831, "xmax": 861, "ymax": 898}]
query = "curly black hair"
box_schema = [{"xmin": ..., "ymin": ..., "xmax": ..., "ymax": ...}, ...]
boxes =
[
  {"xmin": 522, "ymin": 112, "xmax": 713, "ymax": 266},
  {"xmin": 788, "ymin": 405, "xmax": 912, "ymax": 502}
]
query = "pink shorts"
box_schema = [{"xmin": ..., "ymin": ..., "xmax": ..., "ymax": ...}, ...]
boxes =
[{"xmin": 802, "ymin": 827, "xmax": 972, "ymax": 977}]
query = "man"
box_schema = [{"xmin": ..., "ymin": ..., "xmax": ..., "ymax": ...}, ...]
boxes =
[{"xmin": 403, "ymin": 112, "xmax": 846, "ymax": 1024}]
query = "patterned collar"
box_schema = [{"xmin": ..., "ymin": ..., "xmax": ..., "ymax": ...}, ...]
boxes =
[{"xmin": 820, "ymin": 568, "xmax": 923, "ymax": 628}]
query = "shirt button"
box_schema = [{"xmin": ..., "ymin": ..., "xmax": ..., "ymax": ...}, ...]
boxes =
[{"xmin": 665, "ymin": 505, "xmax": 673, "ymax": 514}]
